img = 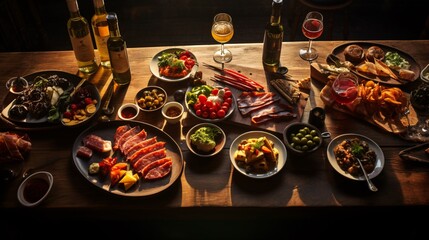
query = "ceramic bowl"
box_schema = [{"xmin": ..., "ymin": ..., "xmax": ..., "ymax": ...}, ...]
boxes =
[
  {"xmin": 118, "ymin": 103, "xmax": 139, "ymax": 120},
  {"xmin": 17, "ymin": 171, "xmax": 53, "ymax": 207},
  {"xmin": 135, "ymin": 86, "xmax": 167, "ymax": 112},
  {"xmin": 420, "ymin": 63, "xmax": 429, "ymax": 83},
  {"xmin": 186, "ymin": 123, "xmax": 226, "ymax": 157},
  {"xmin": 283, "ymin": 122, "xmax": 324, "ymax": 156},
  {"xmin": 161, "ymin": 101, "xmax": 184, "ymax": 124},
  {"xmin": 5, "ymin": 76, "xmax": 29, "ymax": 94}
]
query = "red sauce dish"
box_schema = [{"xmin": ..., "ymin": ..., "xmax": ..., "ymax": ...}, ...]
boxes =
[
  {"xmin": 17, "ymin": 171, "xmax": 53, "ymax": 207},
  {"xmin": 118, "ymin": 103, "xmax": 139, "ymax": 120}
]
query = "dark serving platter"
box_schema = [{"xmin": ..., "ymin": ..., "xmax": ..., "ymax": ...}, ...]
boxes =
[
  {"xmin": 72, "ymin": 120, "xmax": 184, "ymax": 197},
  {"xmin": 329, "ymin": 42, "xmax": 421, "ymax": 86},
  {"xmin": 1, "ymin": 70, "xmax": 100, "ymax": 130}
]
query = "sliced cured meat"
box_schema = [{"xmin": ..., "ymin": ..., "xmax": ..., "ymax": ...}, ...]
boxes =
[
  {"xmin": 76, "ymin": 145, "xmax": 93, "ymax": 159},
  {"xmin": 237, "ymin": 91, "xmax": 280, "ymax": 116},
  {"xmin": 127, "ymin": 141, "xmax": 166, "ymax": 163},
  {"xmin": 116, "ymin": 126, "xmax": 140, "ymax": 152},
  {"xmin": 138, "ymin": 157, "xmax": 172, "ymax": 178},
  {"xmin": 132, "ymin": 148, "xmax": 167, "ymax": 171},
  {"xmin": 0, "ymin": 132, "xmax": 31, "ymax": 162},
  {"xmin": 113, "ymin": 125, "xmax": 130, "ymax": 151},
  {"xmin": 252, "ymin": 111, "xmax": 297, "ymax": 124},
  {"xmin": 250, "ymin": 103, "xmax": 296, "ymax": 124},
  {"xmin": 120, "ymin": 129, "xmax": 147, "ymax": 154},
  {"xmin": 237, "ymin": 91, "xmax": 277, "ymax": 108},
  {"xmin": 125, "ymin": 136, "xmax": 157, "ymax": 157},
  {"xmin": 82, "ymin": 134, "xmax": 112, "ymax": 153},
  {"xmin": 144, "ymin": 159, "xmax": 173, "ymax": 180}
]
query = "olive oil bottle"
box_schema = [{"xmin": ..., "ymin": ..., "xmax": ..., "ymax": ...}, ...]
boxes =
[
  {"xmin": 262, "ymin": 0, "xmax": 284, "ymax": 69},
  {"xmin": 66, "ymin": 0, "xmax": 98, "ymax": 74},
  {"xmin": 91, "ymin": 0, "xmax": 110, "ymax": 68},
  {"xmin": 106, "ymin": 12, "xmax": 131, "ymax": 85}
]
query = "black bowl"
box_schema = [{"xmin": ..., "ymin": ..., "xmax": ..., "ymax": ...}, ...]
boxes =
[{"xmin": 283, "ymin": 122, "xmax": 323, "ymax": 156}]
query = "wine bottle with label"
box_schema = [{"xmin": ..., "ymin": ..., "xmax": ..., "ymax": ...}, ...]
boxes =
[
  {"xmin": 91, "ymin": 0, "xmax": 110, "ymax": 68},
  {"xmin": 66, "ymin": 0, "xmax": 98, "ymax": 74},
  {"xmin": 262, "ymin": 0, "xmax": 284, "ymax": 70},
  {"xmin": 107, "ymin": 12, "xmax": 131, "ymax": 85}
]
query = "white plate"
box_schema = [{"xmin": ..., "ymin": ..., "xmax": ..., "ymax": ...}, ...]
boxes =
[
  {"xmin": 326, "ymin": 133, "xmax": 385, "ymax": 181},
  {"xmin": 229, "ymin": 131, "xmax": 287, "ymax": 179},
  {"xmin": 149, "ymin": 48, "xmax": 198, "ymax": 82}
]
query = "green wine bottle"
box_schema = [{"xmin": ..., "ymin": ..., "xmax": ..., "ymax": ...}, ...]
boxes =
[
  {"xmin": 107, "ymin": 12, "xmax": 131, "ymax": 85},
  {"xmin": 66, "ymin": 0, "xmax": 98, "ymax": 74}
]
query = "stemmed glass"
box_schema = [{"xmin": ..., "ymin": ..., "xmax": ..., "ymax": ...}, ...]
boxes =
[
  {"xmin": 299, "ymin": 11, "xmax": 324, "ymax": 61},
  {"xmin": 330, "ymin": 72, "xmax": 359, "ymax": 105},
  {"xmin": 211, "ymin": 13, "xmax": 234, "ymax": 64}
]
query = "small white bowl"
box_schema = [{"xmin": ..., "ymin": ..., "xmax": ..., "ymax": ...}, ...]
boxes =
[
  {"xmin": 186, "ymin": 123, "xmax": 226, "ymax": 157},
  {"xmin": 421, "ymin": 64, "xmax": 429, "ymax": 83},
  {"xmin": 161, "ymin": 101, "xmax": 184, "ymax": 124},
  {"xmin": 118, "ymin": 103, "xmax": 140, "ymax": 120},
  {"xmin": 17, "ymin": 171, "xmax": 53, "ymax": 207}
]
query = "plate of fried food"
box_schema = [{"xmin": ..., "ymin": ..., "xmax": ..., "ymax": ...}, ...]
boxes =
[
  {"xmin": 229, "ymin": 131, "xmax": 287, "ymax": 179},
  {"xmin": 150, "ymin": 48, "xmax": 198, "ymax": 82},
  {"xmin": 327, "ymin": 133, "xmax": 384, "ymax": 181},
  {"xmin": 328, "ymin": 42, "xmax": 420, "ymax": 85},
  {"xmin": 320, "ymin": 79, "xmax": 419, "ymax": 134}
]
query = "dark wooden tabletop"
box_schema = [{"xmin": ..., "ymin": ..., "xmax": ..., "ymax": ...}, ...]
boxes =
[{"xmin": 1, "ymin": 40, "xmax": 429, "ymax": 238}]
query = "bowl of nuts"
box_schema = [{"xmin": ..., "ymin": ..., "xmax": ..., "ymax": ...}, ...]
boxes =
[{"xmin": 135, "ymin": 86, "xmax": 167, "ymax": 112}]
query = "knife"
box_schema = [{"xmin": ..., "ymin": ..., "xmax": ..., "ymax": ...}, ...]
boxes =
[{"xmin": 326, "ymin": 54, "xmax": 369, "ymax": 79}]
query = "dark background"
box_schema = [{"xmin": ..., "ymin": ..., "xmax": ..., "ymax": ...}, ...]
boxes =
[{"xmin": 0, "ymin": 0, "xmax": 428, "ymax": 52}]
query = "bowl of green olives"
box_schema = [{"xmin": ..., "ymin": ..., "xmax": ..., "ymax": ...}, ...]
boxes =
[
  {"xmin": 283, "ymin": 122, "xmax": 323, "ymax": 156},
  {"xmin": 135, "ymin": 86, "xmax": 167, "ymax": 112}
]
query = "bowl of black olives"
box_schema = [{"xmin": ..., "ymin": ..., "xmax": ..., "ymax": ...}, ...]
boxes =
[{"xmin": 283, "ymin": 122, "xmax": 323, "ymax": 156}]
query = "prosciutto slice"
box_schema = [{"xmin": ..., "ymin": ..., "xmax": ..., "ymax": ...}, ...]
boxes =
[
  {"xmin": 126, "ymin": 141, "xmax": 166, "ymax": 163},
  {"xmin": 144, "ymin": 159, "xmax": 173, "ymax": 180},
  {"xmin": 237, "ymin": 91, "xmax": 280, "ymax": 116},
  {"xmin": 132, "ymin": 148, "xmax": 167, "ymax": 171},
  {"xmin": 113, "ymin": 125, "xmax": 130, "ymax": 151},
  {"xmin": 116, "ymin": 126, "xmax": 141, "ymax": 152},
  {"xmin": 138, "ymin": 157, "xmax": 172, "ymax": 178},
  {"xmin": 124, "ymin": 136, "xmax": 157, "ymax": 157},
  {"xmin": 250, "ymin": 103, "xmax": 296, "ymax": 124},
  {"xmin": 0, "ymin": 132, "xmax": 31, "ymax": 163},
  {"xmin": 120, "ymin": 129, "xmax": 147, "ymax": 154}
]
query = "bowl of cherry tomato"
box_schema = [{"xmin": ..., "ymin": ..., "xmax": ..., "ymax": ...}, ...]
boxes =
[
  {"xmin": 185, "ymin": 84, "xmax": 234, "ymax": 122},
  {"xmin": 150, "ymin": 48, "xmax": 198, "ymax": 82}
]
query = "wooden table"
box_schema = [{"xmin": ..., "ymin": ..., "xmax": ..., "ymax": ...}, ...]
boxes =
[{"xmin": 1, "ymin": 40, "xmax": 428, "ymax": 238}]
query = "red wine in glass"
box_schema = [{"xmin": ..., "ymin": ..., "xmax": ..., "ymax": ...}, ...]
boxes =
[
  {"xmin": 302, "ymin": 19, "xmax": 323, "ymax": 39},
  {"xmin": 331, "ymin": 72, "xmax": 359, "ymax": 104},
  {"xmin": 299, "ymin": 11, "xmax": 324, "ymax": 61}
]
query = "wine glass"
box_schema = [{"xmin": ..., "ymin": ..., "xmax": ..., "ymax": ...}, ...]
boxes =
[
  {"xmin": 330, "ymin": 72, "xmax": 359, "ymax": 105},
  {"xmin": 211, "ymin": 13, "xmax": 234, "ymax": 64},
  {"xmin": 299, "ymin": 11, "xmax": 324, "ymax": 61}
]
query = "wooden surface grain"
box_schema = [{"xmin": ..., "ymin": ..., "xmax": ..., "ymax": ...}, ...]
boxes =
[{"xmin": 1, "ymin": 40, "xmax": 429, "ymax": 216}]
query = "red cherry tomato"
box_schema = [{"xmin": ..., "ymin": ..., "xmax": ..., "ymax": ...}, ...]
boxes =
[
  {"xmin": 205, "ymin": 100, "xmax": 213, "ymax": 108},
  {"xmin": 211, "ymin": 88, "xmax": 219, "ymax": 96},
  {"xmin": 217, "ymin": 109, "xmax": 226, "ymax": 118},
  {"xmin": 223, "ymin": 90, "xmax": 232, "ymax": 99},
  {"xmin": 210, "ymin": 111, "xmax": 217, "ymax": 119},
  {"xmin": 196, "ymin": 109, "xmax": 202, "ymax": 116},
  {"xmin": 198, "ymin": 94, "xmax": 207, "ymax": 104},
  {"xmin": 202, "ymin": 111, "xmax": 209, "ymax": 119}
]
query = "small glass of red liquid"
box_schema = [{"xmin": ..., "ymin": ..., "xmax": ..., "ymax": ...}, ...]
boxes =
[{"xmin": 331, "ymin": 72, "xmax": 359, "ymax": 104}]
